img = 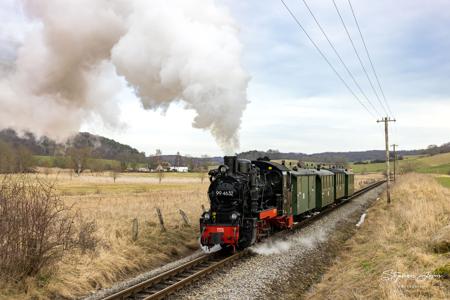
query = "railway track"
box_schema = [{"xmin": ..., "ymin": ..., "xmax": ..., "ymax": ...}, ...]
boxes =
[
  {"xmin": 102, "ymin": 250, "xmax": 248, "ymax": 300},
  {"xmin": 101, "ymin": 180, "xmax": 385, "ymax": 300}
]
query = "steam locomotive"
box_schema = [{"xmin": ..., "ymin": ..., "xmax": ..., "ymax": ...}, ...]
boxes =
[{"xmin": 199, "ymin": 156, "xmax": 354, "ymax": 251}]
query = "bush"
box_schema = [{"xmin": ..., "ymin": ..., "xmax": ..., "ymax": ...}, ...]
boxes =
[
  {"xmin": 0, "ymin": 176, "xmax": 95, "ymax": 281},
  {"xmin": 77, "ymin": 218, "xmax": 99, "ymax": 254},
  {"xmin": 0, "ymin": 142, "xmax": 35, "ymax": 173}
]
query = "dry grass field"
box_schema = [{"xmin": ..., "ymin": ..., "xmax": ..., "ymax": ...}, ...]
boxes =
[
  {"xmin": 0, "ymin": 171, "xmax": 209, "ymax": 300},
  {"xmin": 306, "ymin": 173, "xmax": 450, "ymax": 300},
  {"xmin": 0, "ymin": 169, "xmax": 384, "ymax": 299},
  {"xmin": 355, "ymin": 173, "xmax": 385, "ymax": 189}
]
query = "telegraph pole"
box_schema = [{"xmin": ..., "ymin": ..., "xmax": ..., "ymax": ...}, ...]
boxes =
[
  {"xmin": 377, "ymin": 117, "xmax": 396, "ymax": 204},
  {"xmin": 391, "ymin": 144, "xmax": 398, "ymax": 181}
]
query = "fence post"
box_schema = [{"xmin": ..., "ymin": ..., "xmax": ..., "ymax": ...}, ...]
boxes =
[
  {"xmin": 155, "ymin": 207, "xmax": 166, "ymax": 232},
  {"xmin": 179, "ymin": 209, "xmax": 191, "ymax": 226},
  {"xmin": 132, "ymin": 218, "xmax": 139, "ymax": 241}
]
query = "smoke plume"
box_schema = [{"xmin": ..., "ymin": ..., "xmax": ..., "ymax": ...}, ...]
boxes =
[{"xmin": 0, "ymin": 0, "xmax": 249, "ymax": 152}]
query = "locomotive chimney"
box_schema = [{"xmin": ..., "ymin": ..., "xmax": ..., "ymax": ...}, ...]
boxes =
[{"xmin": 224, "ymin": 156, "xmax": 238, "ymax": 174}]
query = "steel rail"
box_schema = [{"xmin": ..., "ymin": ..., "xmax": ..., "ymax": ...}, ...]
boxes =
[
  {"xmin": 102, "ymin": 250, "xmax": 247, "ymax": 300},
  {"xmin": 101, "ymin": 180, "xmax": 385, "ymax": 300}
]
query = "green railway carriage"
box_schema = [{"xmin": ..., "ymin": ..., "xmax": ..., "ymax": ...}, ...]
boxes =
[
  {"xmin": 327, "ymin": 168, "xmax": 346, "ymax": 200},
  {"xmin": 344, "ymin": 170, "xmax": 355, "ymax": 197},
  {"xmin": 315, "ymin": 169, "xmax": 335, "ymax": 208},
  {"xmin": 290, "ymin": 170, "xmax": 316, "ymax": 215}
]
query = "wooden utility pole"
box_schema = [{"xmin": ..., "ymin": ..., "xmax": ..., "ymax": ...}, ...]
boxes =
[
  {"xmin": 377, "ymin": 117, "xmax": 396, "ymax": 204},
  {"xmin": 391, "ymin": 144, "xmax": 398, "ymax": 181}
]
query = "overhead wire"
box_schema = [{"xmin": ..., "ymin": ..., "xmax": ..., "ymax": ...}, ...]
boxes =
[
  {"xmin": 347, "ymin": 0, "xmax": 393, "ymax": 116},
  {"xmin": 279, "ymin": 0, "xmax": 376, "ymax": 119},
  {"xmin": 300, "ymin": 0, "xmax": 381, "ymax": 117},
  {"xmin": 331, "ymin": 0, "xmax": 389, "ymax": 116}
]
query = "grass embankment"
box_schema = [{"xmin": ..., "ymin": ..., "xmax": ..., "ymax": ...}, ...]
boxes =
[
  {"xmin": 436, "ymin": 176, "xmax": 450, "ymax": 188},
  {"xmin": 0, "ymin": 172, "xmax": 209, "ymax": 300},
  {"xmin": 351, "ymin": 152, "xmax": 450, "ymax": 175},
  {"xmin": 306, "ymin": 173, "xmax": 450, "ymax": 299}
]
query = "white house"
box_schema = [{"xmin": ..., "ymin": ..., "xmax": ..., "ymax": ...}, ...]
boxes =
[{"xmin": 169, "ymin": 166, "xmax": 189, "ymax": 172}]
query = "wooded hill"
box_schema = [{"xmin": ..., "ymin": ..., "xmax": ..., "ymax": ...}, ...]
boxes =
[
  {"xmin": 0, "ymin": 129, "xmax": 220, "ymax": 172},
  {"xmin": 238, "ymin": 143, "xmax": 450, "ymax": 164},
  {"xmin": 0, "ymin": 129, "xmax": 146, "ymax": 162},
  {"xmin": 1, "ymin": 128, "xmax": 449, "ymax": 169}
]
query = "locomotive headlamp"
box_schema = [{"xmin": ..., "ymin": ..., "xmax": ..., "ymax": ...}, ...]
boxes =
[
  {"xmin": 231, "ymin": 212, "xmax": 238, "ymax": 221},
  {"xmin": 219, "ymin": 165, "xmax": 228, "ymax": 174},
  {"xmin": 204, "ymin": 212, "xmax": 210, "ymax": 220}
]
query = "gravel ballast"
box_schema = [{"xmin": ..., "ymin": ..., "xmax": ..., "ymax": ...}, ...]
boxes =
[{"xmin": 171, "ymin": 184, "xmax": 385, "ymax": 300}]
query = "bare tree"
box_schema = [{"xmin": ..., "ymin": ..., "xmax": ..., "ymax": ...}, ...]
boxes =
[
  {"xmin": 68, "ymin": 147, "xmax": 92, "ymax": 175},
  {"xmin": 89, "ymin": 159, "xmax": 105, "ymax": 174},
  {"xmin": 16, "ymin": 146, "xmax": 35, "ymax": 173},
  {"xmin": 157, "ymin": 171, "xmax": 165, "ymax": 184},
  {"xmin": 120, "ymin": 160, "xmax": 128, "ymax": 172},
  {"xmin": 199, "ymin": 172, "xmax": 206, "ymax": 183},
  {"xmin": 0, "ymin": 141, "xmax": 16, "ymax": 173},
  {"xmin": 426, "ymin": 144, "xmax": 438, "ymax": 156},
  {"xmin": 155, "ymin": 149, "xmax": 162, "ymax": 166},
  {"xmin": 111, "ymin": 167, "xmax": 120, "ymax": 183},
  {"xmin": 175, "ymin": 151, "xmax": 181, "ymax": 166},
  {"xmin": 147, "ymin": 155, "xmax": 158, "ymax": 171}
]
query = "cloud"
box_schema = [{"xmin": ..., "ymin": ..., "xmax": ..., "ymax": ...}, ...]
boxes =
[
  {"xmin": 0, "ymin": 0, "xmax": 249, "ymax": 153},
  {"xmin": 2, "ymin": 0, "xmax": 449, "ymax": 155}
]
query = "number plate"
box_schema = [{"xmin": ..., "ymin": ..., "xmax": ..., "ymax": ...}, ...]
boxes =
[{"xmin": 216, "ymin": 190, "xmax": 233, "ymax": 196}]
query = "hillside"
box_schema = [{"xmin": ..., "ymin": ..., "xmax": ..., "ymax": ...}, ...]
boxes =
[
  {"xmin": 0, "ymin": 129, "xmax": 222, "ymax": 171},
  {"xmin": 238, "ymin": 147, "xmax": 443, "ymax": 163},
  {"xmin": 351, "ymin": 152, "xmax": 450, "ymax": 175},
  {"xmin": 0, "ymin": 129, "xmax": 146, "ymax": 162},
  {"xmin": 1, "ymin": 128, "xmax": 449, "ymax": 167}
]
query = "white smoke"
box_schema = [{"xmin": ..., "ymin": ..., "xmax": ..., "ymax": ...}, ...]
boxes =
[
  {"xmin": 0, "ymin": 0, "xmax": 249, "ymax": 151},
  {"xmin": 250, "ymin": 228, "xmax": 329, "ymax": 256},
  {"xmin": 251, "ymin": 239, "xmax": 291, "ymax": 255}
]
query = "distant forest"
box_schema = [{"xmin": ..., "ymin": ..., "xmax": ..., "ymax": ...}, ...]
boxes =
[
  {"xmin": 0, "ymin": 128, "xmax": 449, "ymax": 173},
  {"xmin": 0, "ymin": 129, "xmax": 220, "ymax": 173},
  {"xmin": 238, "ymin": 143, "xmax": 450, "ymax": 163}
]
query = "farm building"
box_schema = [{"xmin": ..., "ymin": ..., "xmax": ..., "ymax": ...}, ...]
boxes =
[{"xmin": 169, "ymin": 166, "xmax": 189, "ymax": 172}]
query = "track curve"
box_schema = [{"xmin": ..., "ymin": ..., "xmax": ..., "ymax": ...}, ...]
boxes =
[{"xmin": 101, "ymin": 180, "xmax": 385, "ymax": 300}]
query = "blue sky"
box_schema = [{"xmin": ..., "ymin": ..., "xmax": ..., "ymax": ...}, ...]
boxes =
[{"xmin": 2, "ymin": 0, "xmax": 450, "ymax": 156}]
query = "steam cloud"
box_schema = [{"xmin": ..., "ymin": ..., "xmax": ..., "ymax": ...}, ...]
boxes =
[{"xmin": 0, "ymin": 0, "xmax": 249, "ymax": 152}]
